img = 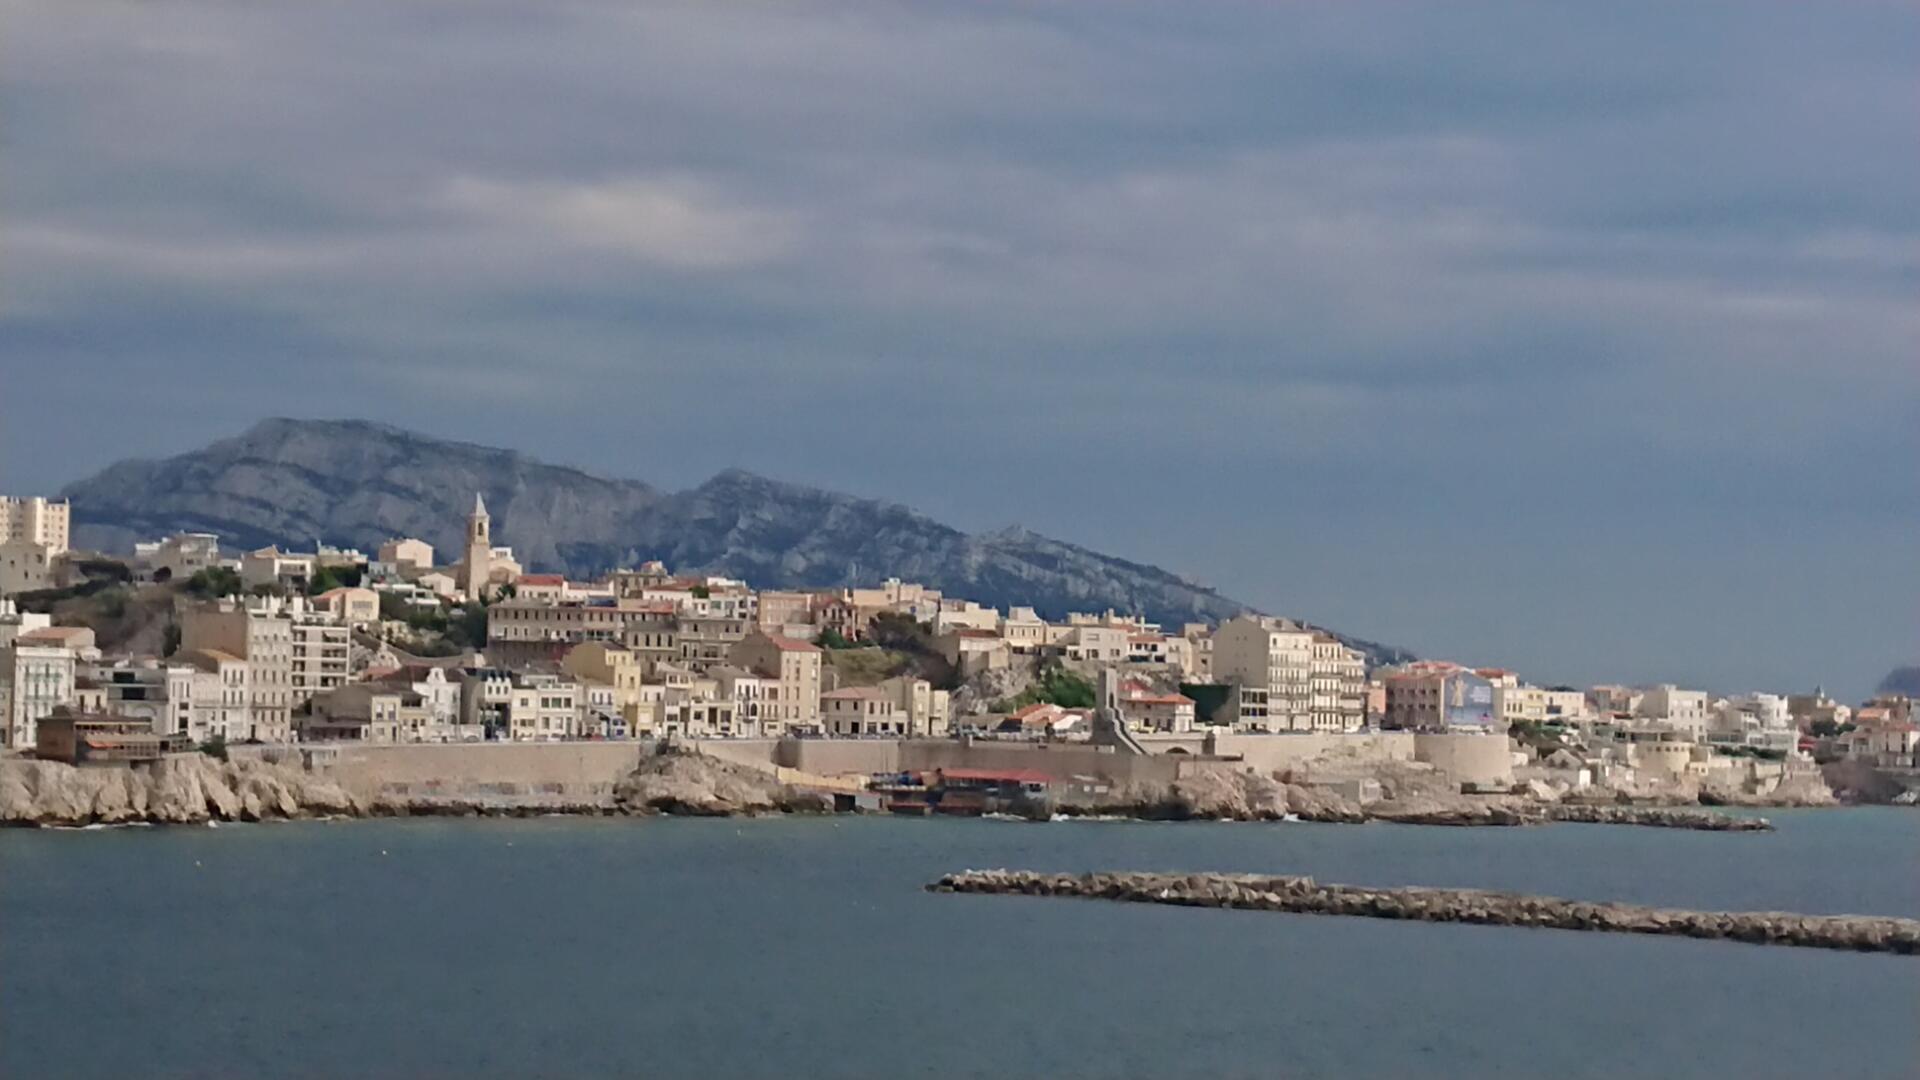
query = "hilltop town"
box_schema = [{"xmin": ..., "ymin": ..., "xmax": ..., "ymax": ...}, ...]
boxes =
[{"xmin": 2, "ymin": 491, "xmax": 1914, "ymax": 819}]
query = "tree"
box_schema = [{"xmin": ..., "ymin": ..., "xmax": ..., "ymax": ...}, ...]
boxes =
[
  {"xmin": 306, "ymin": 567, "xmax": 343, "ymax": 596},
  {"xmin": 816, "ymin": 627, "xmax": 858, "ymax": 650},
  {"xmin": 198, "ymin": 734, "xmax": 229, "ymax": 761},
  {"xmin": 162, "ymin": 621, "xmax": 182, "ymax": 658},
  {"xmin": 689, "ymin": 585, "xmax": 711, "ymax": 599},
  {"xmin": 186, "ymin": 567, "xmax": 243, "ymax": 598}
]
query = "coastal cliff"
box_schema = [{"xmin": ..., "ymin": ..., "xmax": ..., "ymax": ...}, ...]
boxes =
[
  {"xmin": 1, "ymin": 755, "xmax": 358, "ymax": 825},
  {"xmin": 0, "ymin": 748, "xmax": 825, "ymax": 826}
]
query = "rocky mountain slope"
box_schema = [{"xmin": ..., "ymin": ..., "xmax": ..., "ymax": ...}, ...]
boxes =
[{"xmin": 61, "ymin": 418, "xmax": 1410, "ymax": 663}]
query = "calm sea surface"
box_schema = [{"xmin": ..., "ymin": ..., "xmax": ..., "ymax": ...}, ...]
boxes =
[{"xmin": 3, "ymin": 809, "xmax": 1916, "ymax": 1079}]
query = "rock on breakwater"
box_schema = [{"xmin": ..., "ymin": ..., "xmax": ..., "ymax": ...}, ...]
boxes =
[{"xmin": 929, "ymin": 870, "xmax": 1920, "ymax": 954}]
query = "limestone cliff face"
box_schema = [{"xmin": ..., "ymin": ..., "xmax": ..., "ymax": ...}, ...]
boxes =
[
  {"xmin": 61, "ymin": 418, "xmax": 1411, "ymax": 663},
  {"xmin": 1, "ymin": 756, "xmax": 359, "ymax": 826}
]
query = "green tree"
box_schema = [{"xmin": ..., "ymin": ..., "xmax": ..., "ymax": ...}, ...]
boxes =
[
  {"xmin": 186, "ymin": 567, "xmax": 243, "ymax": 598},
  {"xmin": 162, "ymin": 621, "xmax": 182, "ymax": 658},
  {"xmin": 198, "ymin": 734, "xmax": 229, "ymax": 761}
]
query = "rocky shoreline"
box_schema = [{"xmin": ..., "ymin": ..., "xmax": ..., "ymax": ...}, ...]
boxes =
[
  {"xmin": 0, "ymin": 749, "xmax": 827, "ymax": 827},
  {"xmin": 1070, "ymin": 769, "xmax": 1775, "ymax": 830},
  {"xmin": 929, "ymin": 870, "xmax": 1920, "ymax": 954},
  {"xmin": 0, "ymin": 751, "xmax": 1795, "ymax": 831}
]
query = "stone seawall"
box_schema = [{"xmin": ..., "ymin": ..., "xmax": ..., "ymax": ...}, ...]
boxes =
[{"xmin": 929, "ymin": 870, "xmax": 1920, "ymax": 954}]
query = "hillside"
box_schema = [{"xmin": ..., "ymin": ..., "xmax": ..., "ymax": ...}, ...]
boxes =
[{"xmin": 59, "ymin": 418, "xmax": 1411, "ymax": 664}]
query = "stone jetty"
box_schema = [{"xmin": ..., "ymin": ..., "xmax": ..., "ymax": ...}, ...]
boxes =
[{"xmin": 929, "ymin": 870, "xmax": 1920, "ymax": 954}]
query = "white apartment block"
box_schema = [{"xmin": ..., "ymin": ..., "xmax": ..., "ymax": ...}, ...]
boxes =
[
  {"xmin": 1, "ymin": 641, "xmax": 76, "ymax": 748},
  {"xmin": 0, "ymin": 496, "xmax": 70, "ymax": 554}
]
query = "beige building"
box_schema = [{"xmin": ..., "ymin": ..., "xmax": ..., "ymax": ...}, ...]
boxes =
[
  {"xmin": 302, "ymin": 683, "xmax": 418, "ymax": 743},
  {"xmin": 756, "ymin": 590, "xmax": 817, "ymax": 633},
  {"xmin": 1636, "ymin": 685, "xmax": 1710, "ymax": 737},
  {"xmin": 177, "ymin": 648, "xmax": 252, "ymax": 743},
  {"xmin": 0, "ymin": 496, "xmax": 70, "ymax": 554},
  {"xmin": 1212, "ymin": 615, "xmax": 1316, "ymax": 731},
  {"xmin": 1000, "ymin": 607, "xmax": 1049, "ymax": 654},
  {"xmin": 1305, "ymin": 633, "xmax": 1367, "ymax": 733},
  {"xmin": 505, "ymin": 673, "xmax": 580, "ymax": 741},
  {"xmin": 0, "ymin": 539, "xmax": 56, "ymax": 596},
  {"xmin": 1059, "ymin": 625, "xmax": 1129, "ymax": 663},
  {"xmin": 1541, "ymin": 689, "xmax": 1590, "ymax": 722},
  {"xmin": 562, "ymin": 642, "xmax": 645, "ymax": 712},
  {"xmin": 133, "ymin": 532, "xmax": 222, "ymax": 584},
  {"xmin": 1120, "ymin": 681, "xmax": 1197, "ymax": 733},
  {"xmin": 729, "ymin": 632, "xmax": 822, "ymax": 734},
  {"xmin": 239, "ymin": 546, "xmax": 316, "ymax": 593},
  {"xmin": 821, "ymin": 686, "xmax": 910, "ymax": 737},
  {"xmin": 182, "ymin": 597, "xmax": 340, "ymax": 742},
  {"xmin": 936, "ymin": 629, "xmax": 1012, "ymax": 676},
  {"xmin": 876, "ymin": 674, "xmax": 949, "ymax": 737},
  {"xmin": 378, "ymin": 537, "xmax": 435, "ymax": 574},
  {"xmin": 1493, "ymin": 684, "xmax": 1549, "ymax": 728},
  {"xmin": 312, "ymin": 586, "xmax": 379, "ymax": 627}
]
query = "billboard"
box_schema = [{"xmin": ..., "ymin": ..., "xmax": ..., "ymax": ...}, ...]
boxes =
[{"xmin": 1443, "ymin": 671, "xmax": 1497, "ymax": 729}]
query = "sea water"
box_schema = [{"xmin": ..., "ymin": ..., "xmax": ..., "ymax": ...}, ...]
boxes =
[{"xmin": 3, "ymin": 809, "xmax": 1915, "ymax": 1079}]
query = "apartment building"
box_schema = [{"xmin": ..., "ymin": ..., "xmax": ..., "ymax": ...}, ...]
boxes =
[
  {"xmin": 1, "ymin": 638, "xmax": 76, "ymax": 748},
  {"xmin": 729, "ymin": 632, "xmax": 822, "ymax": 735},
  {"xmin": 562, "ymin": 642, "xmax": 645, "ymax": 713},
  {"xmin": 377, "ymin": 537, "xmax": 435, "ymax": 574},
  {"xmin": 1212, "ymin": 615, "xmax": 1316, "ymax": 732},
  {"xmin": 1383, "ymin": 663, "xmax": 1497, "ymax": 731},
  {"xmin": 1492, "ymin": 684, "xmax": 1549, "ymax": 728},
  {"xmin": 821, "ymin": 686, "xmax": 911, "ymax": 736},
  {"xmin": 1307, "ymin": 633, "xmax": 1367, "ymax": 733},
  {"xmin": 177, "ymin": 648, "xmax": 252, "ymax": 743},
  {"xmin": 0, "ymin": 496, "xmax": 70, "ymax": 553},
  {"xmin": 182, "ymin": 597, "xmax": 333, "ymax": 741},
  {"xmin": 239, "ymin": 546, "xmax": 316, "ymax": 593},
  {"xmin": 78, "ymin": 659, "xmax": 197, "ymax": 738},
  {"xmin": 1636, "ymin": 685, "xmax": 1710, "ymax": 738},
  {"xmin": 133, "ymin": 532, "xmax": 222, "ymax": 584},
  {"xmin": 504, "ymin": 674, "xmax": 580, "ymax": 741}
]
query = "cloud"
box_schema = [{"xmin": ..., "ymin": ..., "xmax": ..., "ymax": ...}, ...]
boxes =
[
  {"xmin": 0, "ymin": 0, "xmax": 1915, "ymax": 698},
  {"xmin": 439, "ymin": 175, "xmax": 800, "ymax": 270}
]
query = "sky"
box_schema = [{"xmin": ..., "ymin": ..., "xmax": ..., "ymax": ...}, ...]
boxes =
[{"xmin": 1, "ymin": 1, "xmax": 1915, "ymax": 700}]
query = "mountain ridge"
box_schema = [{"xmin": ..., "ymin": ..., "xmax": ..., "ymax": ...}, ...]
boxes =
[{"xmin": 59, "ymin": 418, "xmax": 1411, "ymax": 665}]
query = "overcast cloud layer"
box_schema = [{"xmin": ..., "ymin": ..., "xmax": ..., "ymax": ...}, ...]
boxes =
[{"xmin": 2, "ymin": 1, "xmax": 1915, "ymax": 698}]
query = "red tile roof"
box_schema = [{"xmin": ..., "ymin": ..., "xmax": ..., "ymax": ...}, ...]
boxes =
[
  {"xmin": 764, "ymin": 634, "xmax": 821, "ymax": 653},
  {"xmin": 518, "ymin": 574, "xmax": 566, "ymax": 586}
]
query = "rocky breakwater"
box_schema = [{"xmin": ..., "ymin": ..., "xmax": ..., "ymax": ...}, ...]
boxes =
[
  {"xmin": 2, "ymin": 755, "xmax": 358, "ymax": 826},
  {"xmin": 930, "ymin": 870, "xmax": 1920, "ymax": 954}
]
